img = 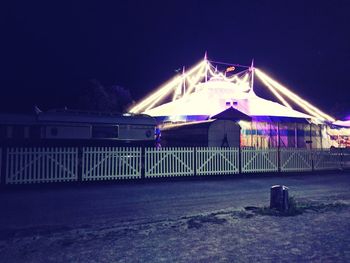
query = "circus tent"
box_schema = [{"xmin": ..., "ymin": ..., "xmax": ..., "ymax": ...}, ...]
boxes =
[
  {"xmin": 129, "ymin": 56, "xmax": 343, "ymax": 148},
  {"xmin": 142, "ymin": 77, "xmax": 312, "ymax": 122}
]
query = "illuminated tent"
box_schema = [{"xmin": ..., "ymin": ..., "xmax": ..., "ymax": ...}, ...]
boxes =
[
  {"xmin": 129, "ymin": 56, "xmax": 336, "ymax": 148},
  {"xmin": 129, "ymin": 56, "xmax": 334, "ymax": 123},
  {"xmin": 333, "ymin": 120, "xmax": 350, "ymax": 128},
  {"xmin": 142, "ymin": 78, "xmax": 312, "ymax": 122},
  {"xmin": 329, "ymin": 120, "xmax": 350, "ymax": 147}
]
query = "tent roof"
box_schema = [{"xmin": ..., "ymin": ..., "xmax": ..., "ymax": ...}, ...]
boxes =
[
  {"xmin": 211, "ymin": 107, "xmax": 251, "ymax": 121},
  {"xmin": 144, "ymin": 79, "xmax": 312, "ymax": 121},
  {"xmin": 332, "ymin": 120, "xmax": 350, "ymax": 128}
]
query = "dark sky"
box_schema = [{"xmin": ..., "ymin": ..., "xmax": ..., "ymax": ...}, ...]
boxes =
[{"xmin": 1, "ymin": 1, "xmax": 350, "ymax": 118}]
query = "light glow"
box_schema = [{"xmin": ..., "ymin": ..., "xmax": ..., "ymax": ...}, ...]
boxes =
[
  {"xmin": 129, "ymin": 56, "xmax": 334, "ymax": 123},
  {"xmin": 257, "ymin": 72, "xmax": 292, "ymax": 108},
  {"xmin": 255, "ymin": 69, "xmax": 335, "ymax": 122},
  {"xmin": 129, "ymin": 60, "xmax": 205, "ymax": 113}
]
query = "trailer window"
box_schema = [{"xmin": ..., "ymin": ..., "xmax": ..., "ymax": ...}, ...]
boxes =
[{"xmin": 92, "ymin": 126, "xmax": 119, "ymax": 139}]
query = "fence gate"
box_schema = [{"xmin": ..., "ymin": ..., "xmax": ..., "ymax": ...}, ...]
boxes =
[
  {"xmin": 241, "ymin": 148, "xmax": 278, "ymax": 173},
  {"xmin": 82, "ymin": 147, "xmax": 141, "ymax": 180},
  {"xmin": 196, "ymin": 147, "xmax": 239, "ymax": 175},
  {"xmin": 313, "ymin": 150, "xmax": 341, "ymax": 170},
  {"xmin": 280, "ymin": 148, "xmax": 312, "ymax": 172},
  {"xmin": 145, "ymin": 147, "xmax": 194, "ymax": 178},
  {"xmin": 6, "ymin": 147, "xmax": 78, "ymax": 184}
]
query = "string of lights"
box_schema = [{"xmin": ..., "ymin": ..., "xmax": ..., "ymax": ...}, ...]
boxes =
[{"xmin": 129, "ymin": 58, "xmax": 334, "ymax": 122}]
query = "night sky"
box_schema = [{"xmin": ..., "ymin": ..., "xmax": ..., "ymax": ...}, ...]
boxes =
[{"xmin": 1, "ymin": 1, "xmax": 350, "ymax": 119}]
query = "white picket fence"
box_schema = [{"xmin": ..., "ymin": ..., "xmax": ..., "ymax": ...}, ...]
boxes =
[
  {"xmin": 1, "ymin": 147, "xmax": 349, "ymax": 185},
  {"xmin": 280, "ymin": 148, "xmax": 313, "ymax": 172},
  {"xmin": 82, "ymin": 147, "xmax": 142, "ymax": 180},
  {"xmin": 196, "ymin": 147, "xmax": 239, "ymax": 175},
  {"xmin": 313, "ymin": 150, "xmax": 341, "ymax": 170},
  {"xmin": 241, "ymin": 148, "xmax": 278, "ymax": 173},
  {"xmin": 6, "ymin": 147, "xmax": 78, "ymax": 184},
  {"xmin": 145, "ymin": 147, "xmax": 194, "ymax": 178}
]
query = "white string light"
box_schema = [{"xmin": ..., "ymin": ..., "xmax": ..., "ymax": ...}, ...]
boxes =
[
  {"xmin": 255, "ymin": 69, "xmax": 334, "ymax": 121},
  {"xmin": 130, "ymin": 58, "xmax": 334, "ymax": 123}
]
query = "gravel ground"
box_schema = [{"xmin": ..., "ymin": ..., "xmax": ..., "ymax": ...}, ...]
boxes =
[{"xmin": 1, "ymin": 173, "xmax": 350, "ymax": 262}]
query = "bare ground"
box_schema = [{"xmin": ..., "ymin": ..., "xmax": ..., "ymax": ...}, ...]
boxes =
[{"xmin": 1, "ymin": 173, "xmax": 350, "ymax": 262}]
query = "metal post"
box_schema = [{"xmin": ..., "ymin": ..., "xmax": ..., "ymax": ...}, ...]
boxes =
[{"xmin": 238, "ymin": 145, "xmax": 242, "ymax": 174}]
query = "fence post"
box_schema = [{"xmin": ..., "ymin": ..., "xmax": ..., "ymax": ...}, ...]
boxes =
[
  {"xmin": 277, "ymin": 147, "xmax": 281, "ymax": 173},
  {"xmin": 77, "ymin": 146, "xmax": 83, "ymax": 182},
  {"xmin": 238, "ymin": 146, "xmax": 242, "ymax": 174},
  {"xmin": 193, "ymin": 147, "xmax": 197, "ymax": 177},
  {"xmin": 141, "ymin": 147, "xmax": 146, "ymax": 179}
]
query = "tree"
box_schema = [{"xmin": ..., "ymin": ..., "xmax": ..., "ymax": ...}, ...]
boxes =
[
  {"xmin": 106, "ymin": 84, "xmax": 133, "ymax": 113},
  {"xmin": 77, "ymin": 79, "xmax": 133, "ymax": 113}
]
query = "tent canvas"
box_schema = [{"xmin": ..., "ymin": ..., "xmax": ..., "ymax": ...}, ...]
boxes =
[{"xmin": 143, "ymin": 79, "xmax": 312, "ymax": 122}]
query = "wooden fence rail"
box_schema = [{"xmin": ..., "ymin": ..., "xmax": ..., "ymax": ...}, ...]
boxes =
[
  {"xmin": 313, "ymin": 150, "xmax": 341, "ymax": 170},
  {"xmin": 241, "ymin": 148, "xmax": 278, "ymax": 173},
  {"xmin": 82, "ymin": 147, "xmax": 142, "ymax": 181},
  {"xmin": 196, "ymin": 147, "xmax": 239, "ymax": 175},
  {"xmin": 5, "ymin": 147, "xmax": 78, "ymax": 184},
  {"xmin": 145, "ymin": 147, "xmax": 194, "ymax": 178},
  {"xmin": 280, "ymin": 148, "xmax": 313, "ymax": 172}
]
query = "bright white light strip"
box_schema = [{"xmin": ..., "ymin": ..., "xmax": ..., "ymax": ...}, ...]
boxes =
[
  {"xmin": 260, "ymin": 72, "xmax": 328, "ymax": 120},
  {"xmin": 255, "ymin": 69, "xmax": 334, "ymax": 121},
  {"xmin": 129, "ymin": 60, "xmax": 205, "ymax": 113},
  {"xmin": 172, "ymin": 83, "xmax": 181, "ymax": 101},
  {"xmin": 184, "ymin": 63, "xmax": 207, "ymax": 96},
  {"xmin": 257, "ymin": 72, "xmax": 292, "ymax": 108},
  {"xmin": 146, "ymin": 83, "xmax": 178, "ymax": 111},
  {"xmin": 131, "ymin": 59, "xmax": 333, "ymax": 122},
  {"xmin": 256, "ymin": 69, "xmax": 323, "ymax": 119},
  {"xmin": 129, "ymin": 75, "xmax": 181, "ymax": 113}
]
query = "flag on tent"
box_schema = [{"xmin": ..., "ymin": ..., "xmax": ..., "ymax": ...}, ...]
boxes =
[{"xmin": 225, "ymin": 66, "xmax": 235, "ymax": 72}]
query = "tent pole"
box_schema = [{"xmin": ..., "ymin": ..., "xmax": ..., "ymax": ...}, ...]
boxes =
[
  {"xmin": 250, "ymin": 59, "xmax": 254, "ymax": 92},
  {"xmin": 204, "ymin": 52, "xmax": 208, "ymax": 82},
  {"xmin": 182, "ymin": 66, "xmax": 186, "ymax": 95}
]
